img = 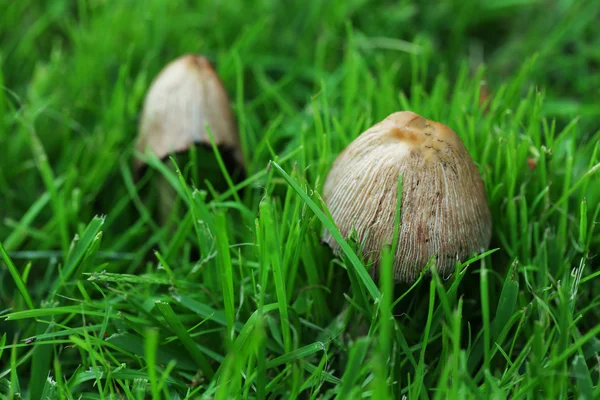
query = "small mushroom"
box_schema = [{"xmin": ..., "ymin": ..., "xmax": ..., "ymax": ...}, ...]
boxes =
[
  {"xmin": 135, "ymin": 54, "xmax": 244, "ymax": 221},
  {"xmin": 322, "ymin": 111, "xmax": 492, "ymax": 282},
  {"xmin": 136, "ymin": 54, "xmax": 243, "ymax": 168}
]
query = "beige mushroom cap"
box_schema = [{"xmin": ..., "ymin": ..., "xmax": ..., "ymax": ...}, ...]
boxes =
[
  {"xmin": 322, "ymin": 111, "xmax": 492, "ymax": 282},
  {"xmin": 135, "ymin": 54, "xmax": 243, "ymax": 169}
]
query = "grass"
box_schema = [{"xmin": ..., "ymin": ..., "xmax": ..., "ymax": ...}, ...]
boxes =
[{"xmin": 1, "ymin": 0, "xmax": 599, "ymax": 398}]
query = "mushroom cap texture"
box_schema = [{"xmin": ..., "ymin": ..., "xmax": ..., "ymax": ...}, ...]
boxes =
[
  {"xmin": 322, "ymin": 111, "xmax": 492, "ymax": 282},
  {"xmin": 135, "ymin": 54, "xmax": 242, "ymax": 169}
]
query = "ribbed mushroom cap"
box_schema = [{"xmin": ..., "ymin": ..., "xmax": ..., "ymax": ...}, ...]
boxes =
[
  {"xmin": 135, "ymin": 54, "xmax": 243, "ymax": 169},
  {"xmin": 322, "ymin": 111, "xmax": 492, "ymax": 282}
]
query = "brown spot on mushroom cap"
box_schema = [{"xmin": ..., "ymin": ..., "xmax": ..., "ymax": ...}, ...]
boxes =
[
  {"xmin": 135, "ymin": 54, "xmax": 243, "ymax": 169},
  {"xmin": 322, "ymin": 111, "xmax": 492, "ymax": 282}
]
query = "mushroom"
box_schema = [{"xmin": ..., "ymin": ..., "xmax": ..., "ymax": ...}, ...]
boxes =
[
  {"xmin": 136, "ymin": 54, "xmax": 243, "ymax": 168},
  {"xmin": 321, "ymin": 111, "xmax": 492, "ymax": 282},
  {"xmin": 135, "ymin": 54, "xmax": 244, "ymax": 221}
]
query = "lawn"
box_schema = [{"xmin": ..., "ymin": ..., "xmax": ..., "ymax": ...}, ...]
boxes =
[{"xmin": 1, "ymin": 0, "xmax": 599, "ymax": 399}]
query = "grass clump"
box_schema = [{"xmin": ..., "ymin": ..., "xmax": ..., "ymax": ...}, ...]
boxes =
[{"xmin": 1, "ymin": 0, "xmax": 599, "ymax": 399}]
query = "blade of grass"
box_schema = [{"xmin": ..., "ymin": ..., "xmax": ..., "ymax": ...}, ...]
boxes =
[
  {"xmin": 144, "ymin": 328, "xmax": 160, "ymax": 399},
  {"xmin": 336, "ymin": 337, "xmax": 370, "ymax": 399},
  {"xmin": 266, "ymin": 342, "xmax": 325, "ymax": 369},
  {"xmin": 153, "ymin": 301, "xmax": 214, "ymax": 379},
  {"xmin": 0, "ymin": 240, "xmax": 34, "ymax": 309},
  {"xmin": 270, "ymin": 161, "xmax": 380, "ymax": 301},
  {"xmin": 214, "ymin": 212, "xmax": 236, "ymax": 347},
  {"xmin": 50, "ymin": 216, "xmax": 105, "ymax": 295}
]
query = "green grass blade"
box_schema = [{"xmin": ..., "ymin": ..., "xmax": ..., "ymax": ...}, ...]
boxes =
[
  {"xmin": 270, "ymin": 161, "xmax": 380, "ymax": 301},
  {"xmin": 214, "ymin": 212, "xmax": 236, "ymax": 347},
  {"xmin": 0, "ymin": 240, "xmax": 34, "ymax": 309},
  {"xmin": 144, "ymin": 328, "xmax": 160, "ymax": 399},
  {"xmin": 336, "ymin": 337, "xmax": 370, "ymax": 399},
  {"xmin": 154, "ymin": 301, "xmax": 214, "ymax": 379},
  {"xmin": 51, "ymin": 216, "xmax": 105, "ymax": 295},
  {"xmin": 266, "ymin": 342, "xmax": 325, "ymax": 369}
]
